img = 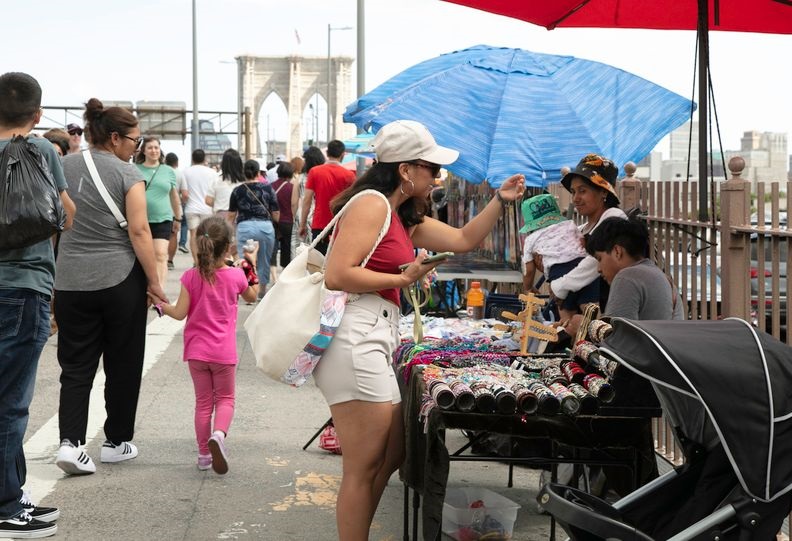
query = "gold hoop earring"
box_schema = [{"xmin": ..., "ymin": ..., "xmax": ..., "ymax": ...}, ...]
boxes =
[{"xmin": 400, "ymin": 179, "xmax": 415, "ymax": 196}]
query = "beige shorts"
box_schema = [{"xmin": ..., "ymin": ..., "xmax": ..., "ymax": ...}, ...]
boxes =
[
  {"xmin": 186, "ymin": 212, "xmax": 212, "ymax": 231},
  {"xmin": 313, "ymin": 293, "xmax": 401, "ymax": 406}
]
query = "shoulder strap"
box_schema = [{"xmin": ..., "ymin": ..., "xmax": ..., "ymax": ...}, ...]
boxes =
[
  {"xmin": 273, "ymin": 180, "xmax": 287, "ymax": 196},
  {"xmin": 312, "ymin": 189, "xmax": 391, "ymax": 268},
  {"xmin": 82, "ymin": 150, "xmax": 128, "ymax": 229},
  {"xmin": 144, "ymin": 164, "xmax": 162, "ymax": 191},
  {"xmin": 243, "ymin": 182, "xmax": 268, "ymax": 211}
]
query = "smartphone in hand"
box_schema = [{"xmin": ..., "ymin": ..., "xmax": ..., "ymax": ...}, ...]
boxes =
[
  {"xmin": 399, "ymin": 251, "xmax": 454, "ymax": 270},
  {"xmin": 422, "ymin": 251, "xmax": 454, "ymax": 264}
]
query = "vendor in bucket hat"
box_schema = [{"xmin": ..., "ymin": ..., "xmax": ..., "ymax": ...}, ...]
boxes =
[{"xmin": 561, "ymin": 153, "xmax": 620, "ymax": 208}]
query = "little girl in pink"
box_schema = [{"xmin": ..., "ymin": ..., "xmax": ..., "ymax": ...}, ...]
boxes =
[{"xmin": 154, "ymin": 216, "xmax": 258, "ymax": 473}]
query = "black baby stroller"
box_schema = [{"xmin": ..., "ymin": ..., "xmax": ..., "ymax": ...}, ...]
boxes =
[{"xmin": 539, "ymin": 317, "xmax": 792, "ymax": 540}]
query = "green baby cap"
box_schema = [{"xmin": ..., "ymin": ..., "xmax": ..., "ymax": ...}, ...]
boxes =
[{"xmin": 519, "ymin": 193, "xmax": 565, "ymax": 234}]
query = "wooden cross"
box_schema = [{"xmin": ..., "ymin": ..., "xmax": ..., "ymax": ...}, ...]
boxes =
[{"xmin": 500, "ymin": 293, "xmax": 558, "ymax": 354}]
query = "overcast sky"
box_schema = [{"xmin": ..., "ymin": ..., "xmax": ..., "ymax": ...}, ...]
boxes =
[{"xmin": 2, "ymin": 0, "xmax": 789, "ymax": 165}]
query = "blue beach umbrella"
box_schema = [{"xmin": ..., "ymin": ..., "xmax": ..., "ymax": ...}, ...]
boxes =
[{"xmin": 344, "ymin": 45, "xmax": 694, "ymax": 188}]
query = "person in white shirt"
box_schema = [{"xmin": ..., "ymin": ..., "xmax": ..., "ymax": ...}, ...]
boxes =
[
  {"xmin": 183, "ymin": 149, "xmax": 217, "ymax": 264},
  {"xmin": 265, "ymin": 153, "xmax": 287, "ymax": 184},
  {"xmin": 206, "ymin": 149, "xmax": 244, "ymax": 253}
]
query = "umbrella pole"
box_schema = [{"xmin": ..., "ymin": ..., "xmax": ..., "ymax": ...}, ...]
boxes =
[{"xmin": 697, "ymin": 0, "xmax": 710, "ymax": 221}]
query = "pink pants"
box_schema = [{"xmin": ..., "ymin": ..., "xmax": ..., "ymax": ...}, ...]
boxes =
[{"xmin": 188, "ymin": 360, "xmax": 236, "ymax": 455}]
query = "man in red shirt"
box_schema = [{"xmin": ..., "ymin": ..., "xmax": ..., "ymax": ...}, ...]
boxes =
[{"xmin": 298, "ymin": 140, "xmax": 356, "ymax": 254}]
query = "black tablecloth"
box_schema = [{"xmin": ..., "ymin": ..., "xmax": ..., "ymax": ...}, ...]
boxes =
[{"xmin": 399, "ymin": 365, "xmax": 661, "ymax": 540}]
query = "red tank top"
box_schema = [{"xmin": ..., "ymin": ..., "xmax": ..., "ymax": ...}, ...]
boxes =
[{"xmin": 364, "ymin": 212, "xmax": 414, "ymax": 306}]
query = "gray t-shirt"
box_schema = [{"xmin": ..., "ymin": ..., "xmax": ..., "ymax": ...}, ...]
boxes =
[
  {"xmin": 56, "ymin": 150, "xmax": 143, "ymax": 291},
  {"xmin": 0, "ymin": 136, "xmax": 67, "ymax": 296},
  {"xmin": 606, "ymin": 258, "xmax": 719, "ymax": 449},
  {"xmin": 605, "ymin": 259, "xmax": 675, "ymax": 320}
]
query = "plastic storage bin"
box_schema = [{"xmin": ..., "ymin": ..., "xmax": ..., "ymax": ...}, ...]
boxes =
[{"xmin": 441, "ymin": 487, "xmax": 521, "ymax": 540}]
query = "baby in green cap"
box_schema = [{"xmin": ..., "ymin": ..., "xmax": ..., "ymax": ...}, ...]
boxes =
[{"xmin": 520, "ymin": 193, "xmax": 599, "ymax": 321}]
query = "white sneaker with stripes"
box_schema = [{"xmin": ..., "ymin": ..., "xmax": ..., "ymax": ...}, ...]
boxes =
[
  {"xmin": 55, "ymin": 439, "xmax": 96, "ymax": 475},
  {"xmin": 100, "ymin": 440, "xmax": 138, "ymax": 463}
]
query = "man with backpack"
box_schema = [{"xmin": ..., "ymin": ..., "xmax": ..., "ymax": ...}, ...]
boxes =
[{"xmin": 0, "ymin": 72, "xmax": 75, "ymax": 538}]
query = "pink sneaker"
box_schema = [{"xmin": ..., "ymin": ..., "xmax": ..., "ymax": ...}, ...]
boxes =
[
  {"xmin": 207, "ymin": 432, "xmax": 228, "ymax": 474},
  {"xmin": 197, "ymin": 454, "xmax": 212, "ymax": 471}
]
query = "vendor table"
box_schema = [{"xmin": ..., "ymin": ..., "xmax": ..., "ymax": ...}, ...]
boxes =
[
  {"xmin": 399, "ymin": 364, "xmax": 662, "ymax": 541},
  {"xmin": 435, "ymin": 253, "xmax": 523, "ymax": 296}
]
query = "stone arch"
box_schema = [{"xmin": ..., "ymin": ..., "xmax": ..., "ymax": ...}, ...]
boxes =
[
  {"xmin": 237, "ymin": 54, "xmax": 355, "ymax": 159},
  {"xmin": 256, "ymin": 90, "xmax": 288, "ymax": 160}
]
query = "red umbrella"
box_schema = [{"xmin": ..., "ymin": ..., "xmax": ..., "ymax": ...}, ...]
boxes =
[
  {"xmin": 441, "ymin": 1, "xmax": 792, "ymax": 34},
  {"xmin": 441, "ymin": 0, "xmax": 792, "ymax": 218}
]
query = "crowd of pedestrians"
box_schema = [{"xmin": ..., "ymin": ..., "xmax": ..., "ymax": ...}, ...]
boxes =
[
  {"xmin": 0, "ymin": 70, "xmax": 338, "ymax": 538},
  {"xmin": 0, "ymin": 70, "xmax": 672, "ymax": 541}
]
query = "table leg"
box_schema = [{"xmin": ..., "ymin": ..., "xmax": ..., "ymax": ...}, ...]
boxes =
[
  {"xmin": 403, "ymin": 484, "xmax": 409, "ymax": 541},
  {"xmin": 301, "ymin": 417, "xmax": 333, "ymax": 450},
  {"xmin": 412, "ymin": 488, "xmax": 420, "ymax": 541}
]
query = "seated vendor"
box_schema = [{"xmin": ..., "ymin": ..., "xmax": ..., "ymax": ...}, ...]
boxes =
[{"xmin": 565, "ymin": 216, "xmax": 680, "ymax": 496}]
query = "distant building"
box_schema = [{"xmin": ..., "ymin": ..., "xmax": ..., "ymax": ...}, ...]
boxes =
[
  {"xmin": 633, "ymin": 151, "xmax": 662, "ymax": 181},
  {"xmin": 739, "ymin": 130, "xmax": 788, "ymax": 184},
  {"xmin": 788, "ymin": 155, "xmax": 792, "ymax": 181},
  {"xmin": 658, "ymin": 122, "xmax": 787, "ymax": 183}
]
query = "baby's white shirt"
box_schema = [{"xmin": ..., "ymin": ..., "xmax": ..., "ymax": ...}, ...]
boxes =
[{"xmin": 521, "ymin": 220, "xmax": 586, "ymax": 276}]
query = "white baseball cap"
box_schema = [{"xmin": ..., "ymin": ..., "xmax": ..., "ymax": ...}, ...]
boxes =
[
  {"xmin": 275, "ymin": 154, "xmax": 287, "ymax": 162},
  {"xmin": 369, "ymin": 120, "xmax": 459, "ymax": 165}
]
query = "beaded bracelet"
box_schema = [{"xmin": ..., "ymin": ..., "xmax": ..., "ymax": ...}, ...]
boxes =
[{"xmin": 494, "ymin": 190, "xmax": 510, "ymax": 207}]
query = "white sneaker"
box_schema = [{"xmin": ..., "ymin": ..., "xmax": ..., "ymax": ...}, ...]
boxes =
[
  {"xmin": 100, "ymin": 441, "xmax": 138, "ymax": 463},
  {"xmin": 55, "ymin": 439, "xmax": 96, "ymax": 475}
]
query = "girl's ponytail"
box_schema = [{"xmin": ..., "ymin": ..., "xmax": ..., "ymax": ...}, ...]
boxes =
[{"xmin": 194, "ymin": 217, "xmax": 232, "ymax": 284}]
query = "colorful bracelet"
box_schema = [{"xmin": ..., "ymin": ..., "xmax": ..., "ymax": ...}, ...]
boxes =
[{"xmin": 154, "ymin": 303, "xmax": 164, "ymax": 317}]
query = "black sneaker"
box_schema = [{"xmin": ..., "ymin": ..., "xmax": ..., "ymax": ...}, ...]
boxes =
[
  {"xmin": 20, "ymin": 491, "xmax": 59, "ymax": 523},
  {"xmin": 178, "ymin": 244, "xmax": 189, "ymax": 254},
  {"xmin": 0, "ymin": 511, "xmax": 57, "ymax": 538}
]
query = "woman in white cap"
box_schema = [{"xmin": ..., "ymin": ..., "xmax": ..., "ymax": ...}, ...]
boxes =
[{"xmin": 313, "ymin": 119, "xmax": 525, "ymax": 540}]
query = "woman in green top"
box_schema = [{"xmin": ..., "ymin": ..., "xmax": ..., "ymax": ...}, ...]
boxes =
[{"xmin": 135, "ymin": 136, "xmax": 182, "ymax": 284}]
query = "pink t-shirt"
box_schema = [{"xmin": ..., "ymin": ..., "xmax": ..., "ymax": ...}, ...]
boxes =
[{"xmin": 181, "ymin": 266, "xmax": 249, "ymax": 364}]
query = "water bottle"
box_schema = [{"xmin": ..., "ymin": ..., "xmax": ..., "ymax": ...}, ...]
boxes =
[{"xmin": 465, "ymin": 281, "xmax": 485, "ymax": 319}]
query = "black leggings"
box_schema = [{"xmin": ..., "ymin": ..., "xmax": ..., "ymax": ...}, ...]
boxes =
[
  {"xmin": 55, "ymin": 262, "xmax": 148, "ymax": 445},
  {"xmin": 272, "ymin": 221, "xmax": 294, "ymax": 267}
]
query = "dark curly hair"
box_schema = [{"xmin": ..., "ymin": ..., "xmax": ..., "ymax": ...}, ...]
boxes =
[{"xmin": 331, "ymin": 162, "xmax": 427, "ymax": 228}]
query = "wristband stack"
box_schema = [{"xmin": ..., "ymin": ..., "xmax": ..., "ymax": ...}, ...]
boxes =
[{"xmin": 240, "ymin": 259, "xmax": 259, "ymax": 287}]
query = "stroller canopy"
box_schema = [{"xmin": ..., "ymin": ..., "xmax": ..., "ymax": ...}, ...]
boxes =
[{"xmin": 600, "ymin": 317, "xmax": 792, "ymax": 503}]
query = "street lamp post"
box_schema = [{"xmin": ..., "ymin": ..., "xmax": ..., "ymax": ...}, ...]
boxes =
[
  {"xmin": 327, "ymin": 24, "xmax": 353, "ymax": 143},
  {"xmin": 191, "ymin": 0, "xmax": 199, "ymax": 151}
]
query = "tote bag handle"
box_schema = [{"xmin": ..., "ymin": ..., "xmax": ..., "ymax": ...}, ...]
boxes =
[{"xmin": 309, "ymin": 189, "xmax": 391, "ymax": 268}]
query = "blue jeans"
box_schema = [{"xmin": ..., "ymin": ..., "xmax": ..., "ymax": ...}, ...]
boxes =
[
  {"xmin": 178, "ymin": 203, "xmax": 188, "ymax": 247},
  {"xmin": 236, "ymin": 220, "xmax": 275, "ymax": 290},
  {"xmin": 0, "ymin": 288, "xmax": 49, "ymax": 519}
]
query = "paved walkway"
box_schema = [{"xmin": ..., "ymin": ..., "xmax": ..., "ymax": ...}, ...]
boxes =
[{"xmin": 12, "ymin": 251, "xmax": 553, "ymax": 540}]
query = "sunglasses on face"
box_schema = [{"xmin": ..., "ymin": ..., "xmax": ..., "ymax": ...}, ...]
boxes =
[
  {"xmin": 410, "ymin": 161, "xmax": 441, "ymax": 178},
  {"xmin": 120, "ymin": 134, "xmax": 144, "ymax": 150}
]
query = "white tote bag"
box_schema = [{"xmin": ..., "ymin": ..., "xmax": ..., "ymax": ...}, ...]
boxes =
[{"xmin": 244, "ymin": 189, "xmax": 391, "ymax": 385}]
